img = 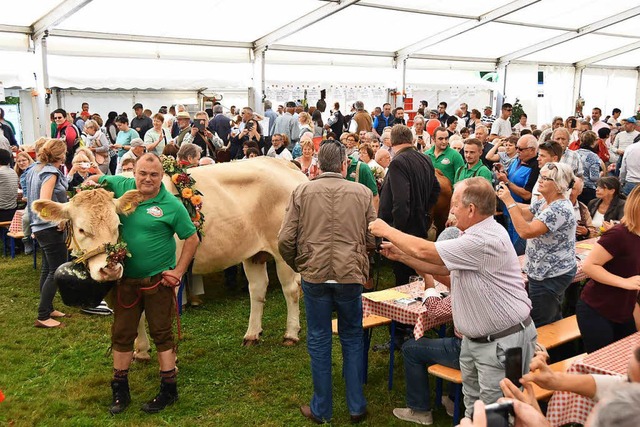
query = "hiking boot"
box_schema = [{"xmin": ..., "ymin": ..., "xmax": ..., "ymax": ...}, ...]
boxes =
[
  {"xmin": 141, "ymin": 381, "xmax": 178, "ymax": 414},
  {"xmin": 393, "ymin": 408, "xmax": 433, "ymax": 425},
  {"xmin": 109, "ymin": 380, "xmax": 131, "ymax": 415}
]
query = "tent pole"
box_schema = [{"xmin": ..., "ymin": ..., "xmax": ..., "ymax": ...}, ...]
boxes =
[
  {"xmin": 250, "ymin": 47, "xmax": 266, "ymax": 114},
  {"xmin": 635, "ymin": 68, "xmax": 640, "ymax": 117},
  {"xmin": 33, "ymin": 33, "xmax": 50, "ymax": 138},
  {"xmin": 572, "ymin": 66, "xmax": 584, "ymax": 113}
]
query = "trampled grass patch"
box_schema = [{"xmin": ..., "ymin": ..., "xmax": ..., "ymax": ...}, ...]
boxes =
[{"xmin": 0, "ymin": 254, "xmax": 454, "ymax": 426}]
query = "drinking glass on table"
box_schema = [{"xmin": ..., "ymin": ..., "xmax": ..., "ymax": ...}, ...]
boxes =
[{"xmin": 408, "ymin": 275, "xmax": 424, "ymax": 285}]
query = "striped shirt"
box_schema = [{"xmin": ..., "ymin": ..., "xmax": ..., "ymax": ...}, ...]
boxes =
[{"xmin": 435, "ymin": 216, "xmax": 531, "ymax": 338}]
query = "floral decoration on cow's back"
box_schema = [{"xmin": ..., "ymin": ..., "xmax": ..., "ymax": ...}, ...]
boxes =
[{"xmin": 161, "ymin": 155, "xmax": 205, "ymax": 235}]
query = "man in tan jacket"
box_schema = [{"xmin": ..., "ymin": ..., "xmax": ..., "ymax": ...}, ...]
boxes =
[{"xmin": 278, "ymin": 140, "xmax": 376, "ymax": 424}]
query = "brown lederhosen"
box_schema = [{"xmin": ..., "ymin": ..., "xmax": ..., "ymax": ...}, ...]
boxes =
[{"xmin": 111, "ymin": 274, "xmax": 175, "ymax": 353}]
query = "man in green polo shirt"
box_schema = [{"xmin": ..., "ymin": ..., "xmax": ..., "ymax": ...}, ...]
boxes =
[
  {"xmin": 98, "ymin": 153, "xmax": 199, "ymax": 415},
  {"xmin": 425, "ymin": 127, "xmax": 464, "ymax": 185},
  {"xmin": 347, "ymin": 154, "xmax": 380, "ymax": 212},
  {"xmin": 454, "ymin": 138, "xmax": 493, "ymax": 184}
]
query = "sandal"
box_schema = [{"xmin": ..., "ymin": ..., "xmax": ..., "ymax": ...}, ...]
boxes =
[
  {"xmin": 34, "ymin": 319, "xmax": 64, "ymax": 329},
  {"xmin": 50, "ymin": 310, "xmax": 69, "ymax": 318}
]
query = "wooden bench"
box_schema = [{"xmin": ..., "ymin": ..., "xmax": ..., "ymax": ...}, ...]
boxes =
[
  {"xmin": 536, "ymin": 315, "xmax": 581, "ymax": 350},
  {"xmin": 428, "ymin": 353, "xmax": 587, "ymax": 425},
  {"xmin": 331, "ymin": 314, "xmax": 391, "ymax": 385},
  {"xmin": 331, "ymin": 314, "xmax": 391, "ymax": 335}
]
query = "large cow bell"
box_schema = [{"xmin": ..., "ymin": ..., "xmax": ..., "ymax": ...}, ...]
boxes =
[{"xmin": 54, "ymin": 261, "xmax": 115, "ymax": 308}]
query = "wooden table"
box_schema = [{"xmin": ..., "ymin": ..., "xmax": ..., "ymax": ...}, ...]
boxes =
[
  {"xmin": 362, "ymin": 281, "xmax": 453, "ymax": 389},
  {"xmin": 546, "ymin": 332, "xmax": 640, "ymax": 427}
]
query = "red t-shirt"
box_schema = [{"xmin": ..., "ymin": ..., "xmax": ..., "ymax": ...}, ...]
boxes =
[{"xmin": 581, "ymin": 225, "xmax": 640, "ymax": 323}]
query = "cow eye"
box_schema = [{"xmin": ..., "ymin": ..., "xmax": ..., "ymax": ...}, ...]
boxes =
[{"xmin": 78, "ymin": 228, "xmax": 85, "ymax": 234}]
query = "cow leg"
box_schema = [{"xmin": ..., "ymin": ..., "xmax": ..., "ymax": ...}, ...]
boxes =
[
  {"xmin": 274, "ymin": 258, "xmax": 301, "ymax": 346},
  {"xmin": 133, "ymin": 311, "xmax": 151, "ymax": 362},
  {"xmin": 242, "ymin": 260, "xmax": 269, "ymax": 346}
]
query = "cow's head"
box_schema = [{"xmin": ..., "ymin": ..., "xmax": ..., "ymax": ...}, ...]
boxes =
[{"xmin": 32, "ymin": 189, "xmax": 143, "ymax": 282}]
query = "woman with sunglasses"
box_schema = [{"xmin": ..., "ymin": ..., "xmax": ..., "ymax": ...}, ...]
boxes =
[{"xmin": 497, "ymin": 162, "xmax": 577, "ymax": 327}]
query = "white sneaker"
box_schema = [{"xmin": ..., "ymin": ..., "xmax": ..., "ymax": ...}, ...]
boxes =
[
  {"xmin": 441, "ymin": 396, "xmax": 455, "ymax": 417},
  {"xmin": 393, "ymin": 408, "xmax": 433, "ymax": 425}
]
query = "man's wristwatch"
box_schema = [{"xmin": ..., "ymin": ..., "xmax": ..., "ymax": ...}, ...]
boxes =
[{"xmin": 504, "ymin": 181, "xmax": 511, "ymax": 186}]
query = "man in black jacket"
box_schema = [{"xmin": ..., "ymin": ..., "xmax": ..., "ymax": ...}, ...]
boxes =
[{"xmin": 379, "ymin": 125, "xmax": 440, "ymax": 285}]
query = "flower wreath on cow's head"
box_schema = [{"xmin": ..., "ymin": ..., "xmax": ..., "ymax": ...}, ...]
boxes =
[{"xmin": 160, "ymin": 155, "xmax": 205, "ymax": 235}]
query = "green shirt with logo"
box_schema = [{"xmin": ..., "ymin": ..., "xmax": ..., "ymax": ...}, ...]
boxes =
[
  {"xmin": 99, "ymin": 175, "xmax": 197, "ymax": 278},
  {"xmin": 454, "ymin": 161, "xmax": 493, "ymax": 184},
  {"xmin": 347, "ymin": 158, "xmax": 379, "ymax": 196},
  {"xmin": 425, "ymin": 146, "xmax": 464, "ymax": 184}
]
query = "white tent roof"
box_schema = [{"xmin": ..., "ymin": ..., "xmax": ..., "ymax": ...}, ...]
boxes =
[{"xmin": 1, "ymin": 0, "xmax": 639, "ymax": 90}]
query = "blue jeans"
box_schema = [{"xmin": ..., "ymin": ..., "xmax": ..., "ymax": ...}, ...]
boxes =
[
  {"xmin": 403, "ymin": 336, "xmax": 462, "ymax": 411},
  {"xmin": 302, "ymin": 280, "xmax": 367, "ymax": 422},
  {"xmin": 622, "ymin": 181, "xmax": 639, "ymax": 196},
  {"xmin": 528, "ymin": 267, "xmax": 576, "ymax": 327}
]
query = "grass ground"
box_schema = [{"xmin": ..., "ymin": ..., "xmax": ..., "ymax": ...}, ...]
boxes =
[{"xmin": 0, "ymin": 253, "xmax": 456, "ymax": 426}]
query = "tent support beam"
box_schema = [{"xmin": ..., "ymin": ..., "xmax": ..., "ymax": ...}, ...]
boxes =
[
  {"xmin": 253, "ymin": 0, "xmax": 360, "ymax": 52},
  {"xmin": 32, "ymin": 0, "xmax": 94, "ymax": 39},
  {"xmin": 395, "ymin": 0, "xmax": 540, "ymax": 61},
  {"xmin": 572, "ymin": 66, "xmax": 585, "ymax": 113},
  {"xmin": 574, "ymin": 41, "xmax": 640, "ymax": 68},
  {"xmin": 49, "ymin": 29, "xmax": 252, "ymax": 49},
  {"xmin": 635, "ymin": 69, "xmax": 640, "ymax": 117},
  {"xmin": 498, "ymin": 6, "xmax": 640, "ymax": 65},
  {"xmin": 250, "ymin": 47, "xmax": 267, "ymax": 114},
  {"xmin": 33, "ymin": 34, "xmax": 50, "ymax": 138}
]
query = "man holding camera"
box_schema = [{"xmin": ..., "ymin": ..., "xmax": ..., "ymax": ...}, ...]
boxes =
[
  {"xmin": 370, "ymin": 177, "xmax": 536, "ymax": 418},
  {"xmin": 183, "ymin": 111, "xmax": 217, "ymax": 159}
]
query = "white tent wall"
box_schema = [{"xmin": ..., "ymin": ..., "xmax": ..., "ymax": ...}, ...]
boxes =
[
  {"xmin": 406, "ymin": 89, "xmax": 492, "ymax": 117},
  {"xmin": 51, "ymin": 89, "xmax": 249, "ymax": 122},
  {"xmin": 537, "ymin": 66, "xmax": 575, "ymax": 125},
  {"xmin": 581, "ymin": 68, "xmax": 639, "ymax": 120},
  {"xmin": 503, "ymin": 63, "xmax": 539, "ymax": 125}
]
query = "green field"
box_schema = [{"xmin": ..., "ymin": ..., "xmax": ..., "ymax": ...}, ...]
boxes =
[{"xmin": 0, "ymin": 253, "xmax": 456, "ymax": 426}]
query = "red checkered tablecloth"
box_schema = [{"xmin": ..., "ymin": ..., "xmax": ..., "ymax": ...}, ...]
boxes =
[
  {"xmin": 546, "ymin": 332, "xmax": 640, "ymax": 427},
  {"xmin": 9, "ymin": 209, "xmax": 24, "ymax": 234},
  {"xmin": 519, "ymin": 237, "xmax": 597, "ymax": 284},
  {"xmin": 362, "ymin": 282, "xmax": 452, "ymax": 340}
]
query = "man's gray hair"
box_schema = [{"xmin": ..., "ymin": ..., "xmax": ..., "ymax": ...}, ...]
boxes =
[
  {"xmin": 213, "ymin": 104, "xmax": 223, "ymax": 114},
  {"xmin": 264, "ymin": 100, "xmax": 272, "ymax": 109},
  {"xmin": 475, "ymin": 124, "xmax": 488, "ymax": 133},
  {"xmin": 365, "ymin": 131, "xmax": 378, "ymax": 142},
  {"xmin": 519, "ymin": 134, "xmax": 538, "ymax": 148},
  {"xmin": 455, "ymin": 177, "xmax": 496, "ymax": 216},
  {"xmin": 355, "ymin": 101, "xmax": 364, "ymax": 110},
  {"xmin": 592, "ymin": 383, "xmax": 640, "ymax": 427},
  {"xmin": 318, "ymin": 141, "xmax": 346, "ymax": 173},
  {"xmin": 177, "ymin": 143, "xmax": 202, "ymax": 161},
  {"xmin": 552, "ymin": 127, "xmax": 570, "ymax": 140}
]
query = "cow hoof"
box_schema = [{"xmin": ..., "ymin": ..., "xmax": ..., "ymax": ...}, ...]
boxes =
[
  {"xmin": 242, "ymin": 338, "xmax": 260, "ymax": 347},
  {"xmin": 282, "ymin": 337, "xmax": 299, "ymax": 347},
  {"xmin": 133, "ymin": 352, "xmax": 151, "ymax": 362}
]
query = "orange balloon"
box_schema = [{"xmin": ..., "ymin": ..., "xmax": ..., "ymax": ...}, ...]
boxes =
[{"xmin": 426, "ymin": 119, "xmax": 441, "ymax": 137}]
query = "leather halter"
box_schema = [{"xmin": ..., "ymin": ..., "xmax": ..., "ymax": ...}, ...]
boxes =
[{"xmin": 65, "ymin": 221, "xmax": 107, "ymax": 266}]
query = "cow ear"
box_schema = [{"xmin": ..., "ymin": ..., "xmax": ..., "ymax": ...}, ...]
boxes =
[
  {"xmin": 31, "ymin": 200, "xmax": 70, "ymax": 222},
  {"xmin": 114, "ymin": 190, "xmax": 143, "ymax": 215}
]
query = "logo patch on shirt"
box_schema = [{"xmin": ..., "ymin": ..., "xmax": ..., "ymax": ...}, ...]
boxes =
[
  {"xmin": 441, "ymin": 158, "xmax": 451, "ymax": 165},
  {"xmin": 147, "ymin": 206, "xmax": 163, "ymax": 218}
]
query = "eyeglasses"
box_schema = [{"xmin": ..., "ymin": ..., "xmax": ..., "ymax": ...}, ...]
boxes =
[
  {"xmin": 538, "ymin": 175, "xmax": 554, "ymax": 182},
  {"xmin": 54, "ymin": 116, "xmax": 64, "ymax": 120},
  {"xmin": 516, "ymin": 146, "xmax": 532, "ymax": 151},
  {"xmin": 504, "ymin": 108, "xmax": 513, "ymax": 112}
]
